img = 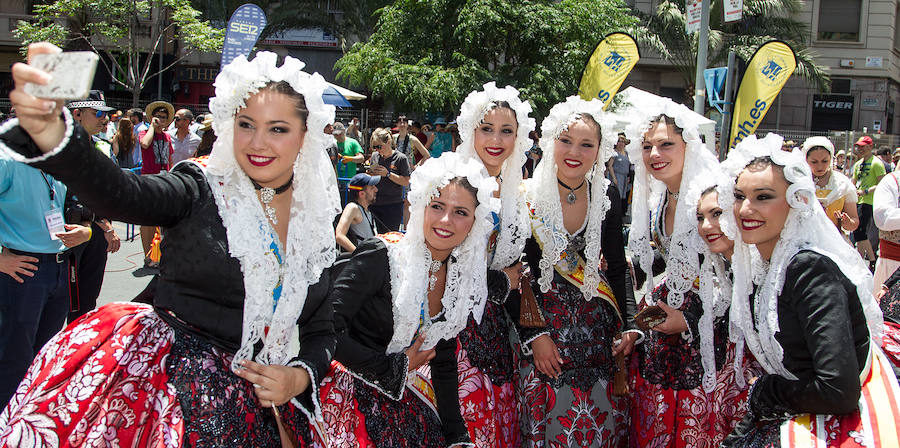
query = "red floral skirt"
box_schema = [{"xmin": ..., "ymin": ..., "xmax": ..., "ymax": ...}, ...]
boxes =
[
  {"xmin": 629, "ymin": 343, "xmax": 757, "ymax": 448},
  {"xmin": 0, "ymin": 302, "xmax": 318, "ymax": 447},
  {"xmin": 882, "ymin": 321, "xmax": 900, "ymax": 371},
  {"xmin": 456, "ymin": 346, "xmax": 520, "ymax": 446},
  {"xmin": 318, "ymin": 361, "xmax": 446, "ymax": 447}
]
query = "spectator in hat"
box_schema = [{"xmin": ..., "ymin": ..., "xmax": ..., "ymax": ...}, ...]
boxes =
[
  {"xmin": 167, "ymin": 108, "xmax": 201, "ymax": 165},
  {"xmin": 781, "ymin": 139, "xmax": 797, "ymax": 152},
  {"xmin": 68, "ymin": 91, "xmax": 115, "ymax": 158},
  {"xmin": 335, "ymin": 173, "xmax": 380, "ymax": 253},
  {"xmin": 194, "ymin": 116, "xmax": 216, "ymax": 158},
  {"xmin": 139, "ymin": 100, "xmax": 174, "ymax": 268},
  {"xmin": 852, "ymin": 135, "xmax": 886, "ymax": 267},
  {"xmin": 427, "ymin": 117, "xmax": 453, "ymax": 158},
  {"xmin": 67, "ymin": 91, "xmax": 122, "ymax": 322},
  {"xmin": 334, "ymin": 121, "xmax": 364, "ymax": 179}
]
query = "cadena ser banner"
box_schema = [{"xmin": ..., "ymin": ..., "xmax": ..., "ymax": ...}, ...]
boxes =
[
  {"xmin": 728, "ymin": 40, "xmax": 796, "ymax": 149},
  {"xmin": 221, "ymin": 4, "xmax": 267, "ymax": 67},
  {"xmin": 578, "ymin": 32, "xmax": 640, "ymax": 110}
]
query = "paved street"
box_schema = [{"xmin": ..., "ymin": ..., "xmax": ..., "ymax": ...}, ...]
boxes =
[{"xmin": 96, "ymin": 221, "xmax": 154, "ymax": 307}]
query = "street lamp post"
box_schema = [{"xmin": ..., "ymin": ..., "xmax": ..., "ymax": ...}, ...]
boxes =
[{"xmin": 693, "ymin": 0, "xmax": 711, "ymax": 115}]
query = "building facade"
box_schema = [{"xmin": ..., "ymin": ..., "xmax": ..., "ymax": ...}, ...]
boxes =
[{"xmin": 628, "ymin": 0, "xmax": 900, "ymax": 137}]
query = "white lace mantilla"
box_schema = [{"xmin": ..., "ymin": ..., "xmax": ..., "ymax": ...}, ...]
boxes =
[
  {"xmin": 455, "ymin": 82, "xmax": 535, "ymax": 270},
  {"xmin": 622, "ymin": 96, "xmax": 723, "ymax": 310},
  {"xmin": 721, "ymin": 134, "xmax": 884, "ymax": 378},
  {"xmin": 681, "ymin": 168, "xmax": 739, "ymax": 392},
  {"xmin": 525, "ymin": 95, "xmax": 616, "ymax": 300},
  {"xmin": 202, "ymin": 52, "xmax": 340, "ymax": 371},
  {"xmin": 383, "ymin": 154, "xmax": 499, "ymax": 354}
]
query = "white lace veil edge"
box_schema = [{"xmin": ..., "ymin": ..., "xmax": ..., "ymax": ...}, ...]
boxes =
[
  {"xmin": 623, "ymin": 98, "xmax": 722, "ymax": 310},
  {"xmin": 202, "ymin": 52, "xmax": 340, "ymax": 370},
  {"xmin": 525, "ymin": 95, "xmax": 616, "ymax": 300},
  {"xmin": 383, "ymin": 153, "xmax": 500, "ymax": 354},
  {"xmin": 682, "ymin": 170, "xmax": 740, "ymax": 392},
  {"xmin": 721, "ymin": 133, "xmax": 884, "ymax": 378},
  {"xmin": 455, "ymin": 82, "xmax": 536, "ymax": 270}
]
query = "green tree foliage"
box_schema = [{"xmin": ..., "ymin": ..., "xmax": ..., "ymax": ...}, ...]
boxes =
[
  {"xmin": 640, "ymin": 0, "xmax": 830, "ymax": 104},
  {"xmin": 191, "ymin": 0, "xmax": 390, "ymax": 51},
  {"xmin": 16, "ymin": 0, "xmax": 225, "ymax": 106},
  {"xmin": 335, "ymin": 0, "xmax": 655, "ymax": 116}
]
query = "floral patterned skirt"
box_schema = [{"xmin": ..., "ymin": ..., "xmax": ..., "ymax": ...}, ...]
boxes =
[
  {"xmin": 318, "ymin": 361, "xmax": 446, "ymax": 447},
  {"xmin": 628, "ymin": 343, "xmax": 757, "ymax": 448},
  {"xmin": 882, "ymin": 321, "xmax": 900, "ymax": 372},
  {"xmin": 519, "ymin": 365, "xmax": 627, "ymax": 447},
  {"xmin": 456, "ymin": 300, "xmax": 521, "ymax": 447},
  {"xmin": 726, "ymin": 345, "xmax": 900, "ymax": 448},
  {"xmin": 456, "ymin": 345, "xmax": 520, "ymax": 447},
  {"xmin": 0, "ymin": 302, "xmax": 317, "ymax": 447}
]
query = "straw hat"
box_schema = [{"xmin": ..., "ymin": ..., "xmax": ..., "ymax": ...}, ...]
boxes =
[
  {"xmin": 145, "ymin": 100, "xmax": 175, "ymax": 127},
  {"xmin": 200, "ymin": 116, "xmax": 214, "ymax": 132}
]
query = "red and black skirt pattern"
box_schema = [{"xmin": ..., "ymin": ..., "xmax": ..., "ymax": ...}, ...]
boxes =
[
  {"xmin": 518, "ymin": 279, "xmax": 628, "ymax": 447},
  {"xmin": 0, "ymin": 302, "xmax": 318, "ymax": 447},
  {"xmin": 456, "ymin": 300, "xmax": 521, "ymax": 447},
  {"xmin": 317, "ymin": 361, "xmax": 446, "ymax": 447},
  {"xmin": 629, "ymin": 342, "xmax": 757, "ymax": 448},
  {"xmin": 629, "ymin": 284, "xmax": 758, "ymax": 448}
]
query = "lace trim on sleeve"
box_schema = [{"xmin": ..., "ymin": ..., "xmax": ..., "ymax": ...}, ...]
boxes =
[{"xmin": 0, "ymin": 107, "xmax": 75, "ymax": 162}]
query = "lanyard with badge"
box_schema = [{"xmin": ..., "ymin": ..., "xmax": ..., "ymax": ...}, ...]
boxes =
[{"xmin": 41, "ymin": 172, "xmax": 65, "ymax": 240}]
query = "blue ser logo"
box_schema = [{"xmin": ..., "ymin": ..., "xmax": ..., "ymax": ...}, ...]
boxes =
[
  {"xmin": 603, "ymin": 51, "xmax": 626, "ymax": 72},
  {"xmin": 761, "ymin": 60, "xmax": 784, "ymax": 82}
]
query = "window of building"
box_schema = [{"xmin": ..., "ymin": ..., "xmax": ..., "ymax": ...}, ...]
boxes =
[
  {"xmin": 831, "ymin": 78, "xmax": 851, "ymax": 95},
  {"xmin": 817, "ymin": 0, "xmax": 861, "ymax": 41}
]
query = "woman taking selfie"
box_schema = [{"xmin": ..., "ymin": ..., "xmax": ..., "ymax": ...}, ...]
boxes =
[{"xmin": 0, "ymin": 45, "xmax": 339, "ymax": 446}]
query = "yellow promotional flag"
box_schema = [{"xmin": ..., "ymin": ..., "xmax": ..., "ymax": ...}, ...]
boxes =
[
  {"xmin": 728, "ymin": 40, "xmax": 796, "ymax": 149},
  {"xmin": 578, "ymin": 32, "xmax": 640, "ymax": 110}
]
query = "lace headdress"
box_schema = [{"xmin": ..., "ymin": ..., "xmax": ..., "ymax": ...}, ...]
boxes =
[
  {"xmin": 455, "ymin": 82, "xmax": 535, "ymax": 270},
  {"xmin": 623, "ymin": 97, "xmax": 723, "ymax": 309},
  {"xmin": 384, "ymin": 153, "xmax": 500, "ymax": 354},
  {"xmin": 524, "ymin": 95, "xmax": 616, "ymax": 299},
  {"xmin": 681, "ymin": 169, "xmax": 739, "ymax": 392},
  {"xmin": 204, "ymin": 52, "xmax": 340, "ymax": 372},
  {"xmin": 720, "ymin": 133, "xmax": 884, "ymax": 378}
]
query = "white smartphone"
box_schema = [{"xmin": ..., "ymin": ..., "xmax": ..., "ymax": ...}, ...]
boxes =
[{"xmin": 24, "ymin": 51, "xmax": 99, "ymax": 100}]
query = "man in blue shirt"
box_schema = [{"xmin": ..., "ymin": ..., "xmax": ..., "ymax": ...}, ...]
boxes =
[{"xmin": 0, "ymin": 155, "xmax": 73, "ymax": 407}]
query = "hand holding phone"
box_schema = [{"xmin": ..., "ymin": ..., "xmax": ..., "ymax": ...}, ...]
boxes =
[
  {"xmin": 7, "ymin": 43, "xmax": 72, "ymax": 154},
  {"xmin": 24, "ymin": 51, "xmax": 99, "ymax": 100}
]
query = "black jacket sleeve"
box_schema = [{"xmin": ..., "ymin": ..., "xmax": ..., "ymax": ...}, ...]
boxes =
[
  {"xmin": 331, "ymin": 239, "xmax": 409, "ymax": 399},
  {"xmin": 430, "ymin": 337, "xmax": 472, "ymax": 446},
  {"xmin": 486, "ymin": 268, "xmax": 512, "ymax": 304},
  {"xmin": 7, "ymin": 123, "xmax": 197, "ymax": 227},
  {"xmin": 289, "ymin": 271, "xmax": 336, "ymax": 417},
  {"xmin": 602, "ymin": 184, "xmax": 637, "ymax": 330},
  {"xmin": 749, "ymin": 253, "xmax": 864, "ymax": 419}
]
